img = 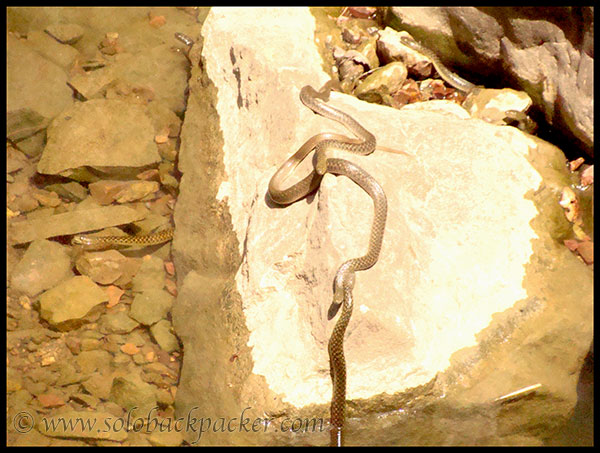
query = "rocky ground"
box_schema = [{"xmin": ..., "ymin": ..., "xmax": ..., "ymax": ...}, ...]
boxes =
[
  {"xmin": 6, "ymin": 7, "xmax": 593, "ymax": 446},
  {"xmin": 7, "ymin": 7, "xmax": 203, "ymax": 446}
]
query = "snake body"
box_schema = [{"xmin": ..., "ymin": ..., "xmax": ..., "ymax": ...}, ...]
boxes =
[
  {"xmin": 71, "ymin": 228, "xmax": 174, "ymax": 250},
  {"xmin": 268, "ymin": 85, "xmax": 387, "ymax": 446},
  {"xmin": 400, "ymin": 35, "xmax": 477, "ymax": 94},
  {"xmin": 401, "ymin": 35, "xmax": 538, "ymax": 133},
  {"xmin": 323, "ymin": 158, "xmax": 387, "ymax": 447}
]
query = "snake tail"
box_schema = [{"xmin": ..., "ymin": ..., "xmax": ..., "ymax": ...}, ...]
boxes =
[{"xmin": 328, "ymin": 285, "xmax": 352, "ymax": 447}]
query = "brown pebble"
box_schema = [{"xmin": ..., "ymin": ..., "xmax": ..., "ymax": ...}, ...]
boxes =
[
  {"xmin": 106, "ymin": 285, "xmax": 125, "ymax": 308},
  {"xmin": 149, "ymin": 15, "xmax": 167, "ymax": 28},
  {"xmin": 581, "ymin": 165, "xmax": 593, "ymax": 186},
  {"xmin": 164, "ymin": 261, "xmax": 175, "ymax": 276},
  {"xmin": 569, "ymin": 157, "xmax": 585, "ymax": 171},
  {"xmin": 38, "ymin": 393, "xmax": 66, "ymax": 408},
  {"xmin": 121, "ymin": 343, "xmax": 140, "ymax": 355},
  {"xmin": 165, "ymin": 278, "xmax": 177, "ymax": 296},
  {"xmin": 154, "ymin": 134, "xmax": 169, "ymax": 144},
  {"xmin": 577, "ymin": 241, "xmax": 593, "ymax": 264}
]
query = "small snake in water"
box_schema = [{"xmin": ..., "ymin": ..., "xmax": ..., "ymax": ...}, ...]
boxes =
[
  {"xmin": 268, "ymin": 85, "xmax": 388, "ymax": 446},
  {"xmin": 71, "ymin": 228, "xmax": 174, "ymax": 250}
]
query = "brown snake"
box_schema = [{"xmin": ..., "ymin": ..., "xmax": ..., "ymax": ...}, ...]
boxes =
[
  {"xmin": 71, "ymin": 228, "xmax": 173, "ymax": 250},
  {"xmin": 400, "ymin": 35, "xmax": 477, "ymax": 94},
  {"xmin": 268, "ymin": 85, "xmax": 388, "ymax": 446},
  {"xmin": 401, "ymin": 35, "xmax": 537, "ymax": 133}
]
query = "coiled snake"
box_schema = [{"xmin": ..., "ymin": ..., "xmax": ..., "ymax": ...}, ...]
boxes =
[{"xmin": 268, "ymin": 85, "xmax": 387, "ymax": 446}]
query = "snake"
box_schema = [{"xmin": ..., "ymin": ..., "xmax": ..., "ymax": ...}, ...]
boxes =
[
  {"xmin": 400, "ymin": 35, "xmax": 537, "ymax": 133},
  {"xmin": 400, "ymin": 35, "xmax": 478, "ymax": 94},
  {"xmin": 268, "ymin": 85, "xmax": 388, "ymax": 446},
  {"xmin": 71, "ymin": 228, "xmax": 173, "ymax": 250}
]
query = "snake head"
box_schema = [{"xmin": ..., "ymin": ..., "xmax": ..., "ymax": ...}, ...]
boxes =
[
  {"xmin": 328, "ymin": 290, "xmax": 344, "ymax": 320},
  {"xmin": 71, "ymin": 234, "xmax": 94, "ymax": 246},
  {"xmin": 328, "ymin": 271, "xmax": 355, "ymax": 319},
  {"xmin": 315, "ymin": 149, "xmax": 329, "ymax": 176}
]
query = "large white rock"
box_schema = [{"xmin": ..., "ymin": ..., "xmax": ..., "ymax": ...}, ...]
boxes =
[{"xmin": 172, "ymin": 7, "xmax": 592, "ymax": 446}]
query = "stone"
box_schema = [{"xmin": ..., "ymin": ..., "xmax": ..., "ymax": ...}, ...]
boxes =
[
  {"xmin": 99, "ymin": 309, "xmax": 140, "ymax": 335},
  {"xmin": 385, "ymin": 7, "xmax": 594, "ymax": 157},
  {"xmin": 172, "ymin": 7, "xmax": 592, "ymax": 446},
  {"xmin": 39, "ymin": 276, "xmax": 108, "ymax": 327},
  {"xmin": 7, "ymin": 33, "xmax": 74, "ymax": 120},
  {"xmin": 6, "ymin": 108, "xmax": 49, "ymax": 142},
  {"xmin": 109, "ymin": 375, "xmax": 157, "ymax": 419},
  {"xmin": 354, "ymin": 61, "xmax": 408, "ymax": 104},
  {"xmin": 7, "ymin": 205, "xmax": 147, "ymax": 245},
  {"xmin": 131, "ymin": 256, "xmax": 167, "ymax": 292},
  {"xmin": 11, "ymin": 239, "xmax": 73, "ymax": 297},
  {"xmin": 75, "ymin": 250, "xmax": 141, "ymax": 286},
  {"xmin": 150, "ymin": 320, "xmax": 180, "ymax": 353},
  {"xmin": 27, "ymin": 30, "xmax": 80, "ymax": 69},
  {"xmin": 129, "ymin": 289, "xmax": 174, "ymax": 326},
  {"xmin": 37, "ymin": 99, "xmax": 161, "ymax": 176}
]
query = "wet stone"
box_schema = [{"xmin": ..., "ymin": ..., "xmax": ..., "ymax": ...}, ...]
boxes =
[
  {"xmin": 27, "ymin": 30, "xmax": 80, "ymax": 69},
  {"xmin": 37, "ymin": 99, "xmax": 161, "ymax": 177},
  {"xmin": 7, "ymin": 146, "xmax": 29, "ymax": 174},
  {"xmin": 14, "ymin": 130, "xmax": 47, "ymax": 158},
  {"xmin": 6, "ymin": 108, "xmax": 49, "ymax": 142},
  {"xmin": 129, "ymin": 289, "xmax": 174, "ymax": 326},
  {"xmin": 11, "ymin": 239, "xmax": 73, "ymax": 297},
  {"xmin": 82, "ymin": 372, "xmax": 114, "ymax": 400},
  {"xmin": 150, "ymin": 319, "xmax": 180, "ymax": 353},
  {"xmin": 7, "ymin": 34, "xmax": 74, "ymax": 119},
  {"xmin": 463, "ymin": 88, "xmax": 533, "ymax": 127},
  {"xmin": 148, "ymin": 429, "xmax": 184, "ymax": 447},
  {"xmin": 39, "ymin": 276, "xmax": 108, "ymax": 328},
  {"xmin": 76, "ymin": 349, "xmax": 113, "ymax": 374},
  {"xmin": 71, "ymin": 392, "xmax": 100, "ymax": 408},
  {"xmin": 8, "ymin": 205, "xmax": 146, "ymax": 245},
  {"xmin": 355, "ymin": 61, "xmax": 408, "ymax": 104},
  {"xmin": 56, "ymin": 362, "xmax": 84, "ymax": 386},
  {"xmin": 68, "ymin": 65, "xmax": 117, "ymax": 100},
  {"xmin": 99, "ymin": 309, "xmax": 140, "ymax": 335},
  {"xmin": 109, "ymin": 375, "xmax": 157, "ymax": 419},
  {"xmin": 45, "ymin": 181, "xmax": 88, "ymax": 202},
  {"xmin": 131, "ymin": 256, "xmax": 167, "ymax": 292},
  {"xmin": 75, "ymin": 250, "xmax": 140, "ymax": 286},
  {"xmin": 89, "ymin": 180, "xmax": 160, "ymax": 205}
]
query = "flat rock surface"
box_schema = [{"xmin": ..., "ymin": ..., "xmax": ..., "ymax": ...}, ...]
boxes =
[
  {"xmin": 37, "ymin": 99, "xmax": 161, "ymax": 175},
  {"xmin": 8, "ymin": 205, "xmax": 146, "ymax": 245}
]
